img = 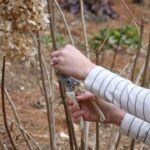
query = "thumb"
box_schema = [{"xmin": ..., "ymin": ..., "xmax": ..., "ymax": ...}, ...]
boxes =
[{"xmin": 76, "ymin": 92, "xmax": 91, "ymax": 102}]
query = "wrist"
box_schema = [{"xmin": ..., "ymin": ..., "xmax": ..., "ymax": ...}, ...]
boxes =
[
  {"xmin": 110, "ymin": 109, "xmax": 125, "ymax": 126},
  {"xmin": 96, "ymin": 100, "xmax": 125, "ymax": 126},
  {"xmin": 82, "ymin": 63, "xmax": 97, "ymax": 80}
]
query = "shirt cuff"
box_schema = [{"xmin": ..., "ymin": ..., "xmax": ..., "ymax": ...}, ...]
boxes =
[
  {"xmin": 120, "ymin": 113, "xmax": 134, "ymax": 136},
  {"xmin": 84, "ymin": 66, "xmax": 105, "ymax": 92}
]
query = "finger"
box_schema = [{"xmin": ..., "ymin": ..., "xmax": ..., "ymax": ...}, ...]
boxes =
[
  {"xmin": 51, "ymin": 47, "xmax": 66, "ymax": 57},
  {"xmin": 76, "ymin": 93, "xmax": 90, "ymax": 102},
  {"xmin": 72, "ymin": 111, "xmax": 84, "ymax": 119},
  {"xmin": 51, "ymin": 57, "xmax": 57, "ymax": 65},
  {"xmin": 51, "ymin": 51, "xmax": 60, "ymax": 58},
  {"xmin": 66, "ymin": 100, "xmax": 73, "ymax": 106},
  {"xmin": 51, "ymin": 57, "xmax": 60, "ymax": 66},
  {"xmin": 54, "ymin": 64, "xmax": 68, "ymax": 74},
  {"xmin": 69, "ymin": 105, "xmax": 80, "ymax": 113}
]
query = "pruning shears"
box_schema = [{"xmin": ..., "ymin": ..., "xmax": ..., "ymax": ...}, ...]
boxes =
[{"xmin": 58, "ymin": 74, "xmax": 106, "ymax": 126}]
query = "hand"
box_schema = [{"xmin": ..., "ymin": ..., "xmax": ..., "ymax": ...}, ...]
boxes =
[
  {"xmin": 68, "ymin": 92, "xmax": 100, "ymax": 122},
  {"xmin": 67, "ymin": 91, "xmax": 125, "ymax": 126},
  {"xmin": 51, "ymin": 45, "xmax": 96, "ymax": 80}
]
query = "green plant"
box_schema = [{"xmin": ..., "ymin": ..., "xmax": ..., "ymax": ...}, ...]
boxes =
[
  {"xmin": 90, "ymin": 25, "xmax": 140, "ymax": 50},
  {"xmin": 42, "ymin": 33, "xmax": 67, "ymax": 47}
]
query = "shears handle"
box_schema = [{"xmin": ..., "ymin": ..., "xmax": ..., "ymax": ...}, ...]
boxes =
[{"xmin": 66, "ymin": 91, "xmax": 84, "ymax": 129}]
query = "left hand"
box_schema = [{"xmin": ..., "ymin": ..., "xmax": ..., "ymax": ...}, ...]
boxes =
[{"xmin": 51, "ymin": 45, "xmax": 96, "ymax": 80}]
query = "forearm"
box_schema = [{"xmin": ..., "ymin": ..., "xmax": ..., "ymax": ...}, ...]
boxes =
[
  {"xmin": 95, "ymin": 97, "xmax": 125, "ymax": 126},
  {"xmin": 84, "ymin": 66, "xmax": 150, "ymax": 123},
  {"xmin": 120, "ymin": 113, "xmax": 150, "ymax": 145},
  {"xmin": 96, "ymin": 98, "xmax": 150, "ymax": 145}
]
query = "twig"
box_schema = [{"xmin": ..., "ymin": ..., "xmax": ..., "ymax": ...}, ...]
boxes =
[
  {"xmin": 95, "ymin": 123, "xmax": 99, "ymax": 150},
  {"xmin": 111, "ymin": 24, "xmax": 130, "ymax": 71},
  {"xmin": 95, "ymin": 27, "xmax": 110, "ymax": 65},
  {"xmin": 140, "ymin": 144, "xmax": 145, "ymax": 150},
  {"xmin": 131, "ymin": 19, "xmax": 144, "ymax": 82},
  {"xmin": 73, "ymin": 37, "xmax": 95, "ymax": 55},
  {"xmin": 4, "ymin": 89, "xmax": 33, "ymax": 150},
  {"xmin": 48, "ymin": 0, "xmax": 78, "ymax": 149},
  {"xmin": 95, "ymin": 50, "xmax": 101, "ymax": 150},
  {"xmin": 142, "ymin": 32, "xmax": 150, "ymax": 87},
  {"xmin": 1, "ymin": 56, "xmax": 17, "ymax": 150},
  {"xmin": 59, "ymin": 83, "xmax": 78, "ymax": 150},
  {"xmin": 47, "ymin": 0, "xmax": 57, "ymax": 51},
  {"xmin": 47, "ymin": 2, "xmax": 59, "ymax": 149},
  {"xmin": 35, "ymin": 55, "xmax": 45, "ymax": 97},
  {"xmin": 80, "ymin": 1, "xmax": 90, "ymax": 149},
  {"xmin": 42, "ymin": 54, "xmax": 57, "ymax": 149},
  {"xmin": 135, "ymin": 63, "xmax": 145, "ymax": 84},
  {"xmin": 130, "ymin": 140, "xmax": 135, "ymax": 150},
  {"xmin": 98, "ymin": 28, "xmax": 110, "ymax": 55},
  {"xmin": 121, "ymin": 0, "xmax": 140, "ymax": 35},
  {"xmin": 54, "ymin": 0, "xmax": 75, "ymax": 46},
  {"xmin": 139, "ymin": 33, "xmax": 150, "ymax": 150},
  {"xmin": 107, "ymin": 126, "xmax": 120, "ymax": 150},
  {"xmin": 42, "ymin": 55, "xmax": 52, "ymax": 96},
  {"xmin": 37, "ymin": 32, "xmax": 56, "ymax": 150},
  {"xmin": 0, "ymin": 113, "xmax": 42, "ymax": 150},
  {"xmin": 130, "ymin": 19, "xmax": 145, "ymax": 150},
  {"xmin": 30, "ymin": 31, "xmax": 58, "ymax": 149},
  {"xmin": 51, "ymin": 96, "xmax": 61, "ymax": 103},
  {"xmin": 80, "ymin": 0, "xmax": 89, "ymax": 58},
  {"xmin": 0, "ymin": 140, "xmax": 8, "ymax": 150}
]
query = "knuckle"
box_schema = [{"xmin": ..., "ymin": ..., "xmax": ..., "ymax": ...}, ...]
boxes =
[
  {"xmin": 65, "ymin": 44, "xmax": 72, "ymax": 49},
  {"xmin": 66, "ymin": 45, "xmax": 74, "ymax": 51},
  {"xmin": 59, "ymin": 51, "xmax": 63, "ymax": 56},
  {"xmin": 61, "ymin": 52, "xmax": 65, "ymax": 57}
]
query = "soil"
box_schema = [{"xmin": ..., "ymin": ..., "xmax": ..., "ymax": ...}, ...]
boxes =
[{"xmin": 0, "ymin": 0, "xmax": 150, "ymax": 150}]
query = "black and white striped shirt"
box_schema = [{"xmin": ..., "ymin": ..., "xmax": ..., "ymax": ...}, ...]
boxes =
[{"xmin": 84, "ymin": 66, "xmax": 150, "ymax": 145}]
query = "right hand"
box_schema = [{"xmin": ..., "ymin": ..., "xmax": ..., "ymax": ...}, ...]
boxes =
[
  {"xmin": 67, "ymin": 92, "xmax": 100, "ymax": 122},
  {"xmin": 67, "ymin": 91, "xmax": 125, "ymax": 126}
]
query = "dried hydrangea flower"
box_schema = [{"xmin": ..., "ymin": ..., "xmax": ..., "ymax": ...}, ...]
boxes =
[{"xmin": 0, "ymin": 0, "xmax": 49, "ymax": 60}]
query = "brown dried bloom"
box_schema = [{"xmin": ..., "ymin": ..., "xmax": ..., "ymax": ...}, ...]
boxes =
[{"xmin": 0, "ymin": 0, "xmax": 49, "ymax": 60}]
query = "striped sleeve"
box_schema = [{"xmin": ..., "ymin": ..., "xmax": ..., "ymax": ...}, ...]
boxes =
[
  {"xmin": 120, "ymin": 113, "xmax": 150, "ymax": 145},
  {"xmin": 84, "ymin": 66, "xmax": 150, "ymax": 123}
]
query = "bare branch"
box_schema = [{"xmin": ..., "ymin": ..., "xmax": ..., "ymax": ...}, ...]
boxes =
[
  {"xmin": 36, "ymin": 32, "xmax": 56, "ymax": 150},
  {"xmin": 1, "ymin": 57, "xmax": 17, "ymax": 150},
  {"xmin": 54, "ymin": 0, "xmax": 75, "ymax": 46},
  {"xmin": 4, "ymin": 89, "xmax": 33, "ymax": 150},
  {"xmin": 121, "ymin": 0, "xmax": 140, "ymax": 35},
  {"xmin": 142, "ymin": 32, "xmax": 150, "ymax": 87},
  {"xmin": 0, "ymin": 113, "xmax": 42, "ymax": 150},
  {"xmin": 131, "ymin": 18, "xmax": 144, "ymax": 81}
]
